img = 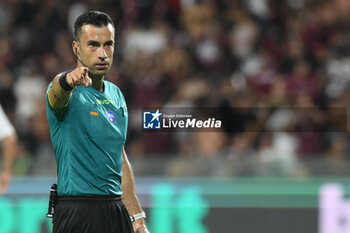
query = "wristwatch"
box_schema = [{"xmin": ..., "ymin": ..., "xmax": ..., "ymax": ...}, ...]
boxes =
[{"xmin": 130, "ymin": 211, "xmax": 146, "ymax": 223}]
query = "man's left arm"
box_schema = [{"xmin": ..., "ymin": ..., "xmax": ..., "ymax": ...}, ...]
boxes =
[{"xmin": 122, "ymin": 148, "xmax": 150, "ymax": 233}]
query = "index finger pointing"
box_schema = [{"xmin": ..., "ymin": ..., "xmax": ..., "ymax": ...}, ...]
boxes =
[
  {"xmin": 84, "ymin": 75, "xmax": 92, "ymax": 87},
  {"xmin": 80, "ymin": 67, "xmax": 88, "ymax": 75}
]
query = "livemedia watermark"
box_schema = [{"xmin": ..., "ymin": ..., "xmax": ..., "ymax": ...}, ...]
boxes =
[{"xmin": 141, "ymin": 107, "xmax": 347, "ymax": 132}]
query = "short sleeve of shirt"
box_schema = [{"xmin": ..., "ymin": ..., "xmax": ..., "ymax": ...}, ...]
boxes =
[
  {"xmin": 0, "ymin": 105, "xmax": 15, "ymax": 141},
  {"xmin": 46, "ymin": 82, "xmax": 71, "ymax": 122}
]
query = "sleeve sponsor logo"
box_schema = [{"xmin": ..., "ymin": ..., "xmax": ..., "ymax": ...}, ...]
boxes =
[{"xmin": 90, "ymin": 111, "xmax": 99, "ymax": 117}]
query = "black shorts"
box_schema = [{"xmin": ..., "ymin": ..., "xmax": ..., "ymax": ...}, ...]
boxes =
[{"xmin": 53, "ymin": 195, "xmax": 134, "ymax": 233}]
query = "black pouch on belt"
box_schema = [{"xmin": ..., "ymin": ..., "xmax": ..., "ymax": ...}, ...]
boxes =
[{"xmin": 46, "ymin": 183, "xmax": 57, "ymax": 218}]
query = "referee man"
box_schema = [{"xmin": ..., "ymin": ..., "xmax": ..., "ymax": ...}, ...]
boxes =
[{"xmin": 46, "ymin": 11, "xmax": 149, "ymax": 233}]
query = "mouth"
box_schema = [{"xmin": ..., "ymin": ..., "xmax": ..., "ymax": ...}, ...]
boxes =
[{"xmin": 95, "ymin": 63, "xmax": 109, "ymax": 69}]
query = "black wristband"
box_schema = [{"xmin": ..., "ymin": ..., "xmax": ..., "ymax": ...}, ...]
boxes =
[{"xmin": 59, "ymin": 72, "xmax": 73, "ymax": 91}]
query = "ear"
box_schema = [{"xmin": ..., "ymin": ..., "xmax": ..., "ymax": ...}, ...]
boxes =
[{"xmin": 72, "ymin": 41, "xmax": 79, "ymax": 55}]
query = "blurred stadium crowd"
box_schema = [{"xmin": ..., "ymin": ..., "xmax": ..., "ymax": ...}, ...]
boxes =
[{"xmin": 1, "ymin": 0, "xmax": 350, "ymax": 177}]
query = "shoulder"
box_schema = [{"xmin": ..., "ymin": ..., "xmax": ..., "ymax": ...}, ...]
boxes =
[
  {"xmin": 105, "ymin": 81, "xmax": 127, "ymax": 107},
  {"xmin": 105, "ymin": 80, "xmax": 122, "ymax": 91},
  {"xmin": 106, "ymin": 81, "xmax": 125, "ymax": 97}
]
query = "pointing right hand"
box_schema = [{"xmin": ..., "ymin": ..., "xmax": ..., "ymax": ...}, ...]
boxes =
[{"xmin": 66, "ymin": 67, "xmax": 92, "ymax": 88}]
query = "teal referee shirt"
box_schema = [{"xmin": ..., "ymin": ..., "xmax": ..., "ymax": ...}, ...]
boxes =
[{"xmin": 46, "ymin": 80, "xmax": 128, "ymax": 196}]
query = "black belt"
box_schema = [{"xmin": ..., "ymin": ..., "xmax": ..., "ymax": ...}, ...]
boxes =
[{"xmin": 58, "ymin": 195, "xmax": 122, "ymax": 202}]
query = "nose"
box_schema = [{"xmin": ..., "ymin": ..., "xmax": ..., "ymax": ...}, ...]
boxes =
[{"xmin": 98, "ymin": 47, "xmax": 108, "ymax": 61}]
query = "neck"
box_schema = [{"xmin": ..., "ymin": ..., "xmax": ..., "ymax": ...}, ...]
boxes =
[{"xmin": 89, "ymin": 73, "xmax": 104, "ymax": 91}]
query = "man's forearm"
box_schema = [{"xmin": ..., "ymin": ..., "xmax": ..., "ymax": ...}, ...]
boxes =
[
  {"xmin": 48, "ymin": 73, "xmax": 73, "ymax": 110},
  {"xmin": 121, "ymin": 149, "xmax": 144, "ymax": 218},
  {"xmin": 48, "ymin": 67, "xmax": 92, "ymax": 110}
]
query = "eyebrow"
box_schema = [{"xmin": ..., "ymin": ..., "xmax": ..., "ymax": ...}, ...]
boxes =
[
  {"xmin": 87, "ymin": 40, "xmax": 99, "ymax": 45},
  {"xmin": 104, "ymin": 40, "xmax": 114, "ymax": 45},
  {"xmin": 87, "ymin": 40, "xmax": 114, "ymax": 46}
]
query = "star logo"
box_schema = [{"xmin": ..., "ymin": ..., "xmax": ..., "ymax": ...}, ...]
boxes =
[
  {"xmin": 143, "ymin": 109, "xmax": 162, "ymax": 129},
  {"xmin": 150, "ymin": 109, "xmax": 162, "ymax": 122}
]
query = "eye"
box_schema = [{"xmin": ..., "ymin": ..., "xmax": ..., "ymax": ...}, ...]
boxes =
[
  {"xmin": 88, "ymin": 41, "xmax": 99, "ymax": 47},
  {"xmin": 104, "ymin": 41, "xmax": 114, "ymax": 47}
]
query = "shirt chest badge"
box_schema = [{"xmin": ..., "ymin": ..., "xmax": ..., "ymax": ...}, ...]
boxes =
[{"xmin": 106, "ymin": 109, "xmax": 116, "ymax": 123}]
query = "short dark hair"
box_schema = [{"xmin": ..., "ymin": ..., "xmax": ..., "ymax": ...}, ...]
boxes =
[{"xmin": 73, "ymin": 11, "xmax": 114, "ymax": 41}]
